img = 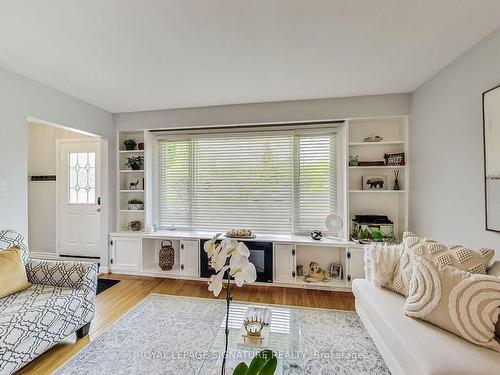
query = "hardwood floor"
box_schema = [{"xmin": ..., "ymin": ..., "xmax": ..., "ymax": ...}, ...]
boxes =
[{"xmin": 16, "ymin": 274, "xmax": 355, "ymax": 375}]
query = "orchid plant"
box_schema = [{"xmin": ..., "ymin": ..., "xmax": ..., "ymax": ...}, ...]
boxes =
[{"xmin": 204, "ymin": 233, "xmax": 257, "ymax": 375}]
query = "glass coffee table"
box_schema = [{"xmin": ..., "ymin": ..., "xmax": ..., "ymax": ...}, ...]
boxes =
[{"xmin": 198, "ymin": 302, "xmax": 304, "ymax": 375}]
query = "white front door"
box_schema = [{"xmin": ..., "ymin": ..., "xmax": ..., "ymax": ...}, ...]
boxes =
[{"xmin": 57, "ymin": 140, "xmax": 101, "ymax": 257}]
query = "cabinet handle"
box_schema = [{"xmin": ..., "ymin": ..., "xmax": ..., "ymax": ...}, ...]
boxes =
[
  {"xmin": 291, "ymin": 249, "xmax": 295, "ymax": 256},
  {"xmin": 181, "ymin": 264, "xmax": 184, "ymax": 270},
  {"xmin": 181, "ymin": 243, "xmax": 184, "ymax": 250},
  {"xmin": 292, "ymin": 271, "xmax": 296, "ymax": 278}
]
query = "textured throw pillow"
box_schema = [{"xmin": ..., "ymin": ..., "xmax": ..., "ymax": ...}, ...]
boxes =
[
  {"xmin": 0, "ymin": 246, "xmax": 31, "ymax": 298},
  {"xmin": 389, "ymin": 232, "xmax": 495, "ymax": 296},
  {"xmin": 405, "ymin": 256, "xmax": 500, "ymax": 352},
  {"xmin": 364, "ymin": 243, "xmax": 402, "ymax": 288}
]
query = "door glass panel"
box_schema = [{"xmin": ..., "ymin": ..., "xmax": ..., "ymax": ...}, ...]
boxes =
[{"xmin": 69, "ymin": 152, "xmax": 96, "ymax": 204}]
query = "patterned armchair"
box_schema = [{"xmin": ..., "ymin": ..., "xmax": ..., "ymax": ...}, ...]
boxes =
[{"xmin": 0, "ymin": 229, "xmax": 98, "ymax": 375}]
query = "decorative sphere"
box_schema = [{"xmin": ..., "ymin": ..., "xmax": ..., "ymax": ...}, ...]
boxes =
[{"xmin": 310, "ymin": 230, "xmax": 323, "ymax": 240}]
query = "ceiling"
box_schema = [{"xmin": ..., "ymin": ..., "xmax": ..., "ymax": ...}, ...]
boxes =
[{"xmin": 1, "ymin": 1, "xmax": 500, "ymax": 113}]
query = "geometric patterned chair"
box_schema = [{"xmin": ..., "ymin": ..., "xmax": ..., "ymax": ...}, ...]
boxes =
[{"xmin": 0, "ymin": 229, "xmax": 98, "ymax": 375}]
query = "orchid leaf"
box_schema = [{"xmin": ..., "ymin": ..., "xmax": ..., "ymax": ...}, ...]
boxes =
[
  {"xmin": 257, "ymin": 355, "xmax": 277, "ymax": 375},
  {"xmin": 243, "ymin": 350, "xmax": 276, "ymax": 375},
  {"xmin": 232, "ymin": 362, "xmax": 248, "ymax": 375}
]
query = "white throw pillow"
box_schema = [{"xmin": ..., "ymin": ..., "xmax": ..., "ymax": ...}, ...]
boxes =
[
  {"xmin": 390, "ymin": 232, "xmax": 495, "ymax": 297},
  {"xmin": 364, "ymin": 243, "xmax": 402, "ymax": 288}
]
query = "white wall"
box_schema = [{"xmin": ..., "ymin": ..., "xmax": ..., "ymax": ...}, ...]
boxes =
[
  {"xmin": 113, "ymin": 94, "xmax": 410, "ymax": 131},
  {"xmin": 28, "ymin": 123, "xmax": 90, "ymax": 254},
  {"xmin": 0, "ymin": 67, "xmax": 115, "ymax": 251},
  {"xmin": 411, "ymin": 27, "xmax": 500, "ymax": 253}
]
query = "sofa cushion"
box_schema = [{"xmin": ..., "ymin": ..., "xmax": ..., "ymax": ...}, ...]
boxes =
[
  {"xmin": 389, "ymin": 232, "xmax": 494, "ymax": 296},
  {"xmin": 405, "ymin": 256, "xmax": 500, "ymax": 352},
  {"xmin": 0, "ymin": 246, "xmax": 31, "ymax": 298},
  {"xmin": 353, "ymin": 279, "xmax": 500, "ymax": 375},
  {"xmin": 0, "ymin": 284, "xmax": 84, "ymax": 360}
]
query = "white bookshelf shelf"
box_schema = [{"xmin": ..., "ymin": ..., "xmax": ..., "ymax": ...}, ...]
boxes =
[
  {"xmin": 119, "ymin": 209, "xmax": 145, "ymax": 213},
  {"xmin": 120, "ymin": 190, "xmax": 145, "ymax": 193},
  {"xmin": 119, "ymin": 169, "xmax": 145, "ymax": 173},
  {"xmin": 349, "ymin": 165, "xmax": 405, "ymax": 169},
  {"xmin": 349, "ymin": 141, "xmax": 404, "ymax": 146},
  {"xmin": 349, "ymin": 190, "xmax": 405, "ymax": 193},
  {"xmin": 119, "ymin": 150, "xmax": 145, "ymax": 153}
]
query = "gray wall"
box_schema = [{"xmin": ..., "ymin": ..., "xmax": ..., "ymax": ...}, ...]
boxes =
[
  {"xmin": 0, "ymin": 67, "xmax": 114, "ymax": 240},
  {"xmin": 114, "ymin": 94, "xmax": 410, "ymax": 130},
  {"xmin": 411, "ymin": 27, "xmax": 500, "ymax": 253}
]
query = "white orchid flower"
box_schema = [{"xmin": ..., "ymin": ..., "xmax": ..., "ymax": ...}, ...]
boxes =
[
  {"xmin": 233, "ymin": 241, "xmax": 250, "ymax": 258},
  {"xmin": 221, "ymin": 238, "xmax": 250, "ymax": 258},
  {"xmin": 220, "ymin": 238, "xmax": 238, "ymax": 253},
  {"xmin": 230, "ymin": 255, "xmax": 257, "ymax": 287},
  {"xmin": 208, "ymin": 266, "xmax": 229, "ymax": 297},
  {"xmin": 209, "ymin": 245, "xmax": 230, "ymax": 272},
  {"xmin": 204, "ymin": 233, "xmax": 222, "ymax": 258}
]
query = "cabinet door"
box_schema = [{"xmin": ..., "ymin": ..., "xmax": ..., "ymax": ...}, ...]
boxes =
[
  {"xmin": 111, "ymin": 236, "xmax": 141, "ymax": 270},
  {"xmin": 347, "ymin": 247, "xmax": 365, "ymax": 284},
  {"xmin": 180, "ymin": 239, "xmax": 199, "ymax": 277},
  {"xmin": 274, "ymin": 244, "xmax": 295, "ymax": 283}
]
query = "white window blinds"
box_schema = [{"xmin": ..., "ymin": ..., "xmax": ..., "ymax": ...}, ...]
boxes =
[
  {"xmin": 294, "ymin": 133, "xmax": 336, "ymax": 233},
  {"xmin": 158, "ymin": 130, "xmax": 337, "ymax": 234},
  {"xmin": 193, "ymin": 135, "xmax": 292, "ymax": 233},
  {"xmin": 159, "ymin": 139, "xmax": 191, "ymax": 228}
]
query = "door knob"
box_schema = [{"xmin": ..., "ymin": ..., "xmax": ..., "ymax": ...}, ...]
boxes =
[{"xmin": 97, "ymin": 208, "xmax": 102, "ymax": 212}]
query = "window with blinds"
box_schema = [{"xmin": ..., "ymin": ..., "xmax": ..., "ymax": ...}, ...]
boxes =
[{"xmin": 158, "ymin": 131, "xmax": 337, "ymax": 234}]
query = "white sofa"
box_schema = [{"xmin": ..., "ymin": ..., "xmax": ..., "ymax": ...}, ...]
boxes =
[{"xmin": 353, "ymin": 268, "xmax": 500, "ymax": 375}]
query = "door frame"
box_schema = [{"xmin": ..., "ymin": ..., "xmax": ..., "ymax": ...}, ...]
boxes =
[{"xmin": 55, "ymin": 138, "xmax": 108, "ymax": 262}]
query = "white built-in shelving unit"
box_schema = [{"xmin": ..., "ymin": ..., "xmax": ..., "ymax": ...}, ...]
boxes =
[
  {"xmin": 116, "ymin": 130, "xmax": 155, "ymax": 232},
  {"xmin": 346, "ymin": 116, "xmax": 409, "ymax": 240},
  {"xmin": 111, "ymin": 115, "xmax": 409, "ymax": 290},
  {"xmin": 117, "ymin": 131, "xmax": 147, "ymax": 231}
]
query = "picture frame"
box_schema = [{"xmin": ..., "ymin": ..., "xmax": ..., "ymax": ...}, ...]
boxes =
[
  {"xmin": 330, "ymin": 264, "xmax": 342, "ymax": 280},
  {"xmin": 362, "ymin": 175, "xmax": 388, "ymax": 190},
  {"xmin": 483, "ymin": 84, "xmax": 500, "ymax": 232}
]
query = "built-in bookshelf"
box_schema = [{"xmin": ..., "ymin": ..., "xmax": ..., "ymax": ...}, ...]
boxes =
[
  {"xmin": 346, "ymin": 116, "xmax": 409, "ymax": 241},
  {"xmin": 117, "ymin": 131, "xmax": 146, "ymax": 231}
]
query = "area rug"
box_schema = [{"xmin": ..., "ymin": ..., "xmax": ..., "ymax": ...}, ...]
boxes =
[{"xmin": 54, "ymin": 294, "xmax": 389, "ymax": 375}]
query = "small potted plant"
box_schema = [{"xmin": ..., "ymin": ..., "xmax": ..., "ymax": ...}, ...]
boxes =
[
  {"xmin": 125, "ymin": 155, "xmax": 143, "ymax": 170},
  {"xmin": 123, "ymin": 139, "xmax": 137, "ymax": 150},
  {"xmin": 128, "ymin": 198, "xmax": 144, "ymax": 211}
]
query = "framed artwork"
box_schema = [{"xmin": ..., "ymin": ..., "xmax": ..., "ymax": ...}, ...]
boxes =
[{"xmin": 483, "ymin": 84, "xmax": 500, "ymax": 232}]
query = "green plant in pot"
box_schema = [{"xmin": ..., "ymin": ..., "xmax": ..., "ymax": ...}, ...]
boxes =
[
  {"xmin": 232, "ymin": 350, "xmax": 277, "ymax": 375},
  {"xmin": 126, "ymin": 156, "xmax": 143, "ymax": 170},
  {"xmin": 123, "ymin": 139, "xmax": 137, "ymax": 150},
  {"xmin": 128, "ymin": 198, "xmax": 144, "ymax": 211}
]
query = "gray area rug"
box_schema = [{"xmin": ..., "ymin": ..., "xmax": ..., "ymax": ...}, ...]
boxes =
[{"xmin": 54, "ymin": 294, "xmax": 389, "ymax": 375}]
